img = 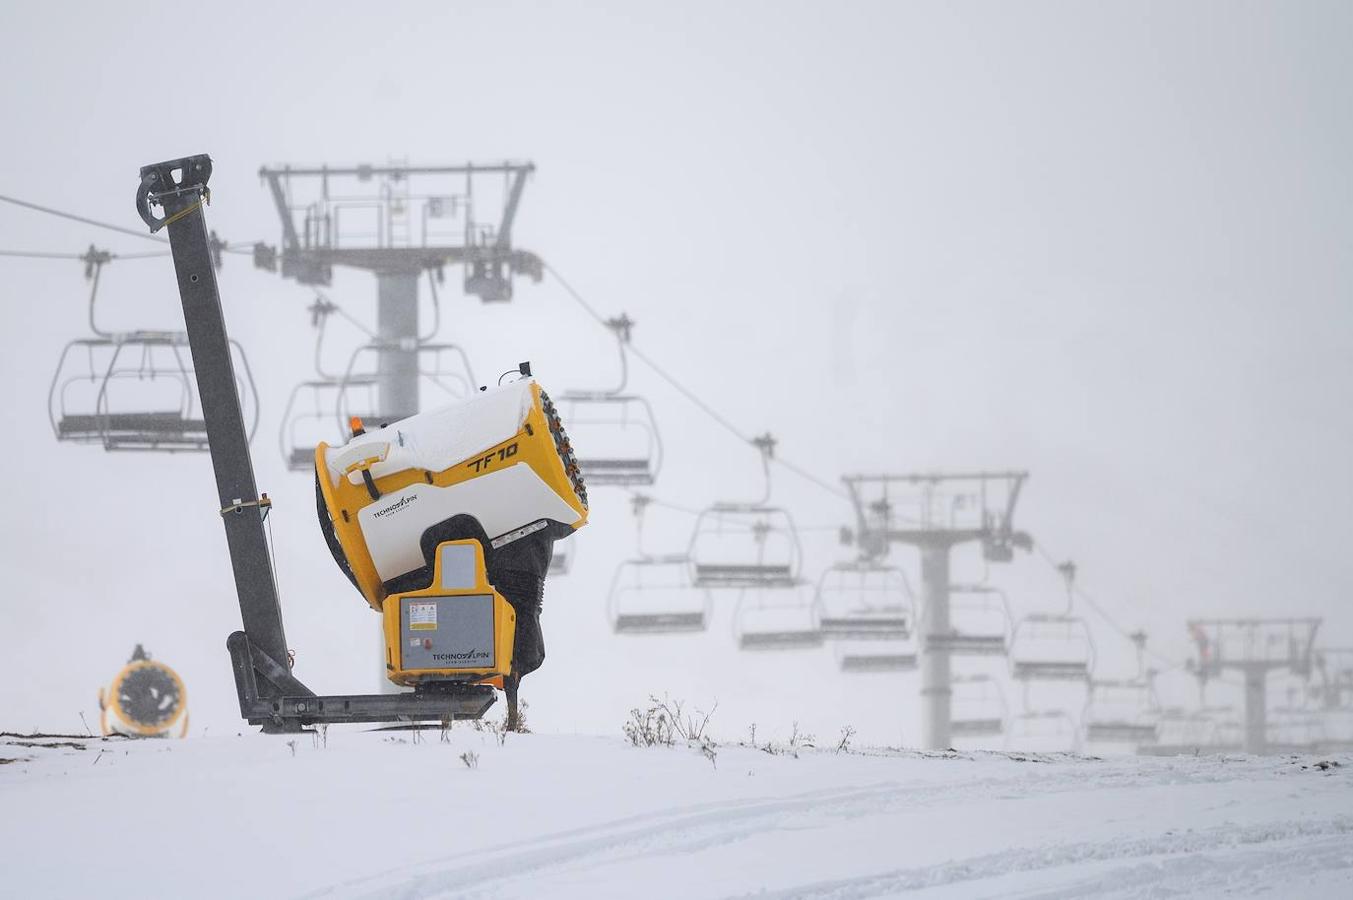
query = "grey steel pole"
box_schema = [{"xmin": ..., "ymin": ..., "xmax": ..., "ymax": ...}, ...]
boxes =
[
  {"xmin": 919, "ymin": 541, "xmax": 952, "ymax": 750},
  {"xmin": 1243, "ymin": 666, "xmax": 1267, "ymax": 754},
  {"xmin": 376, "ymin": 270, "xmax": 421, "ymax": 420},
  {"xmin": 137, "ymin": 157, "xmax": 302, "ymax": 734}
]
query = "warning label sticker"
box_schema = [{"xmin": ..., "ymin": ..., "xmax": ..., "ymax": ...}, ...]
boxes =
[{"xmin": 408, "ymin": 602, "xmax": 438, "ymax": 631}]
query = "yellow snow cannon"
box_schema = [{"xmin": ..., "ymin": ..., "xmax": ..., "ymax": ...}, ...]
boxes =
[
  {"xmin": 97, "ymin": 645, "xmax": 188, "ymax": 738},
  {"xmin": 315, "ymin": 371, "xmax": 588, "ymax": 693}
]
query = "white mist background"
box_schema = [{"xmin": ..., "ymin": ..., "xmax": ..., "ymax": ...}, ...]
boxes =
[{"xmin": 0, "ymin": 0, "xmax": 1349, "ymax": 746}]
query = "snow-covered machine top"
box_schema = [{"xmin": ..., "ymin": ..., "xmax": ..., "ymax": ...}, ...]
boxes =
[{"xmin": 316, "ymin": 375, "xmax": 589, "ymax": 611}]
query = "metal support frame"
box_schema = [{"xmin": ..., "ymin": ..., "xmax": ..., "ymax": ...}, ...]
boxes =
[
  {"xmin": 843, "ymin": 471, "xmax": 1031, "ymax": 750},
  {"xmin": 137, "ymin": 154, "xmax": 496, "ymax": 731}
]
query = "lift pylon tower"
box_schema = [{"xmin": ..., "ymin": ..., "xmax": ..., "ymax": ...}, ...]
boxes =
[
  {"xmin": 844, "ymin": 472, "xmax": 1031, "ymax": 750},
  {"xmin": 1187, "ymin": 617, "xmax": 1322, "ymax": 754},
  {"xmin": 256, "ymin": 161, "xmax": 542, "ymax": 422}
]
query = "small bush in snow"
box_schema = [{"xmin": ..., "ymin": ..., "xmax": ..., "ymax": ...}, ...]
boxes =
[
  {"xmin": 624, "ymin": 695, "xmax": 719, "ymax": 759},
  {"xmin": 460, "ymin": 751, "xmax": 479, "ymax": 769},
  {"xmin": 624, "ymin": 703, "xmax": 676, "ymax": 747}
]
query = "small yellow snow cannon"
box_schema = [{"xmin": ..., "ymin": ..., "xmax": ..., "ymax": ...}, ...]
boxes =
[{"xmin": 97, "ymin": 645, "xmax": 188, "ymax": 738}]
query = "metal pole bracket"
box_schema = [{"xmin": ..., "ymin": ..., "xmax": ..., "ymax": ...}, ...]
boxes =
[{"xmin": 136, "ymin": 155, "xmax": 213, "ymax": 232}]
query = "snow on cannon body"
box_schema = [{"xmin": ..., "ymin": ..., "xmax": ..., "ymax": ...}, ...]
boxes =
[{"xmin": 314, "ymin": 372, "xmax": 588, "ymax": 701}]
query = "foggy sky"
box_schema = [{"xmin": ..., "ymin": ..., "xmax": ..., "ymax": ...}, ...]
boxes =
[{"xmin": 1, "ymin": 1, "xmax": 1349, "ymax": 744}]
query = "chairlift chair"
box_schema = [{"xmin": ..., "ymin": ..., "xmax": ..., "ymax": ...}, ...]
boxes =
[
  {"xmin": 1010, "ymin": 613, "xmax": 1096, "ymax": 682},
  {"xmin": 1267, "ymin": 706, "xmax": 1326, "ymax": 751},
  {"xmin": 1010, "ymin": 561, "xmax": 1095, "ymax": 682},
  {"xmin": 816, "ymin": 560, "xmax": 915, "ymax": 640},
  {"xmin": 951, "ymin": 675, "xmax": 1008, "ymax": 739},
  {"xmin": 1083, "ymin": 679, "xmax": 1159, "ymax": 746},
  {"xmin": 1006, "ymin": 709, "xmax": 1079, "ymax": 753},
  {"xmin": 690, "ymin": 505, "xmax": 803, "ymax": 588},
  {"xmin": 48, "ymin": 250, "xmax": 259, "ymax": 452},
  {"xmin": 734, "ymin": 583, "xmax": 823, "ymax": 651},
  {"xmin": 1319, "ymin": 707, "xmax": 1353, "ymax": 749},
  {"xmin": 558, "ymin": 393, "xmax": 662, "ymax": 487},
  {"xmin": 608, "ymin": 553, "xmax": 711, "ymax": 635},
  {"xmin": 924, "ymin": 584, "xmax": 1013, "ymax": 656},
  {"xmin": 1151, "ymin": 705, "xmax": 1240, "ymax": 752},
  {"xmin": 689, "ymin": 434, "xmax": 803, "ymax": 588},
  {"xmin": 279, "ymin": 375, "xmax": 380, "ymax": 471},
  {"xmin": 836, "ymin": 637, "xmax": 918, "ymax": 673},
  {"xmin": 557, "ymin": 314, "xmax": 662, "ymax": 486},
  {"xmin": 335, "ymin": 338, "xmax": 477, "ymax": 428},
  {"xmin": 50, "ymin": 331, "xmax": 259, "ymax": 452}
]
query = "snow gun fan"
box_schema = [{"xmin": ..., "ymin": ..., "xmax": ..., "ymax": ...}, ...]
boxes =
[
  {"xmin": 97, "ymin": 645, "xmax": 188, "ymax": 738},
  {"xmin": 314, "ymin": 373, "xmax": 589, "ymax": 695}
]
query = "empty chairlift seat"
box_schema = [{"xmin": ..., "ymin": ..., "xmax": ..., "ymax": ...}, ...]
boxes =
[
  {"xmin": 1010, "ymin": 613, "xmax": 1095, "ymax": 682},
  {"xmin": 281, "ymin": 339, "xmax": 477, "ymax": 472},
  {"xmin": 555, "ymin": 314, "xmax": 662, "ymax": 487},
  {"xmin": 1267, "ymin": 707, "xmax": 1326, "ymax": 752},
  {"xmin": 836, "ymin": 638, "xmax": 919, "ymax": 673},
  {"xmin": 689, "ymin": 505, "xmax": 802, "ymax": 588},
  {"xmin": 816, "ymin": 561, "xmax": 915, "ymax": 640},
  {"xmin": 556, "ymin": 393, "xmax": 662, "ymax": 487},
  {"xmin": 1006, "ymin": 709, "xmax": 1079, "ymax": 753},
  {"xmin": 608, "ymin": 554, "xmax": 710, "ymax": 635},
  {"xmin": 735, "ymin": 583, "xmax": 823, "ymax": 651},
  {"xmin": 951, "ymin": 675, "xmax": 1008, "ymax": 739},
  {"xmin": 924, "ymin": 585, "xmax": 1013, "ymax": 657},
  {"xmin": 279, "ymin": 376, "xmax": 381, "ymax": 471},
  {"xmin": 49, "ymin": 331, "xmax": 258, "ymax": 453},
  {"xmin": 1083, "ymin": 679, "xmax": 1159, "ymax": 746},
  {"xmin": 1141, "ymin": 706, "xmax": 1241, "ymax": 754}
]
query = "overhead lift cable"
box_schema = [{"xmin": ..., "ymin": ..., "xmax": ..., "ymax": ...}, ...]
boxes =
[
  {"xmin": 0, "ymin": 191, "xmax": 253, "ymax": 255},
  {"xmin": 545, "ymin": 262, "xmax": 850, "ymax": 504},
  {"xmin": 1030, "ymin": 540, "xmax": 1238, "ymax": 687},
  {"xmin": 0, "ymin": 247, "xmax": 172, "ymax": 260}
]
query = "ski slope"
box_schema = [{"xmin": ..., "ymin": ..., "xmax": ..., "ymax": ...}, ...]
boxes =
[{"xmin": 2, "ymin": 729, "xmax": 1351, "ymax": 899}]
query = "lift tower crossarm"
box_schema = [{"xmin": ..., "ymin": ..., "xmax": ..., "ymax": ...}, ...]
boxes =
[
  {"xmin": 258, "ymin": 162, "xmax": 534, "ymax": 178},
  {"xmin": 137, "ymin": 154, "xmax": 495, "ymax": 731}
]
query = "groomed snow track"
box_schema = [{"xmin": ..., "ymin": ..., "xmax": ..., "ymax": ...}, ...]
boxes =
[{"xmin": 2, "ymin": 731, "xmax": 1350, "ymax": 899}]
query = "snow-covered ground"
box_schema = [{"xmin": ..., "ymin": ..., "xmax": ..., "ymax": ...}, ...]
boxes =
[{"xmin": 3, "ymin": 728, "xmax": 1350, "ymax": 899}]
